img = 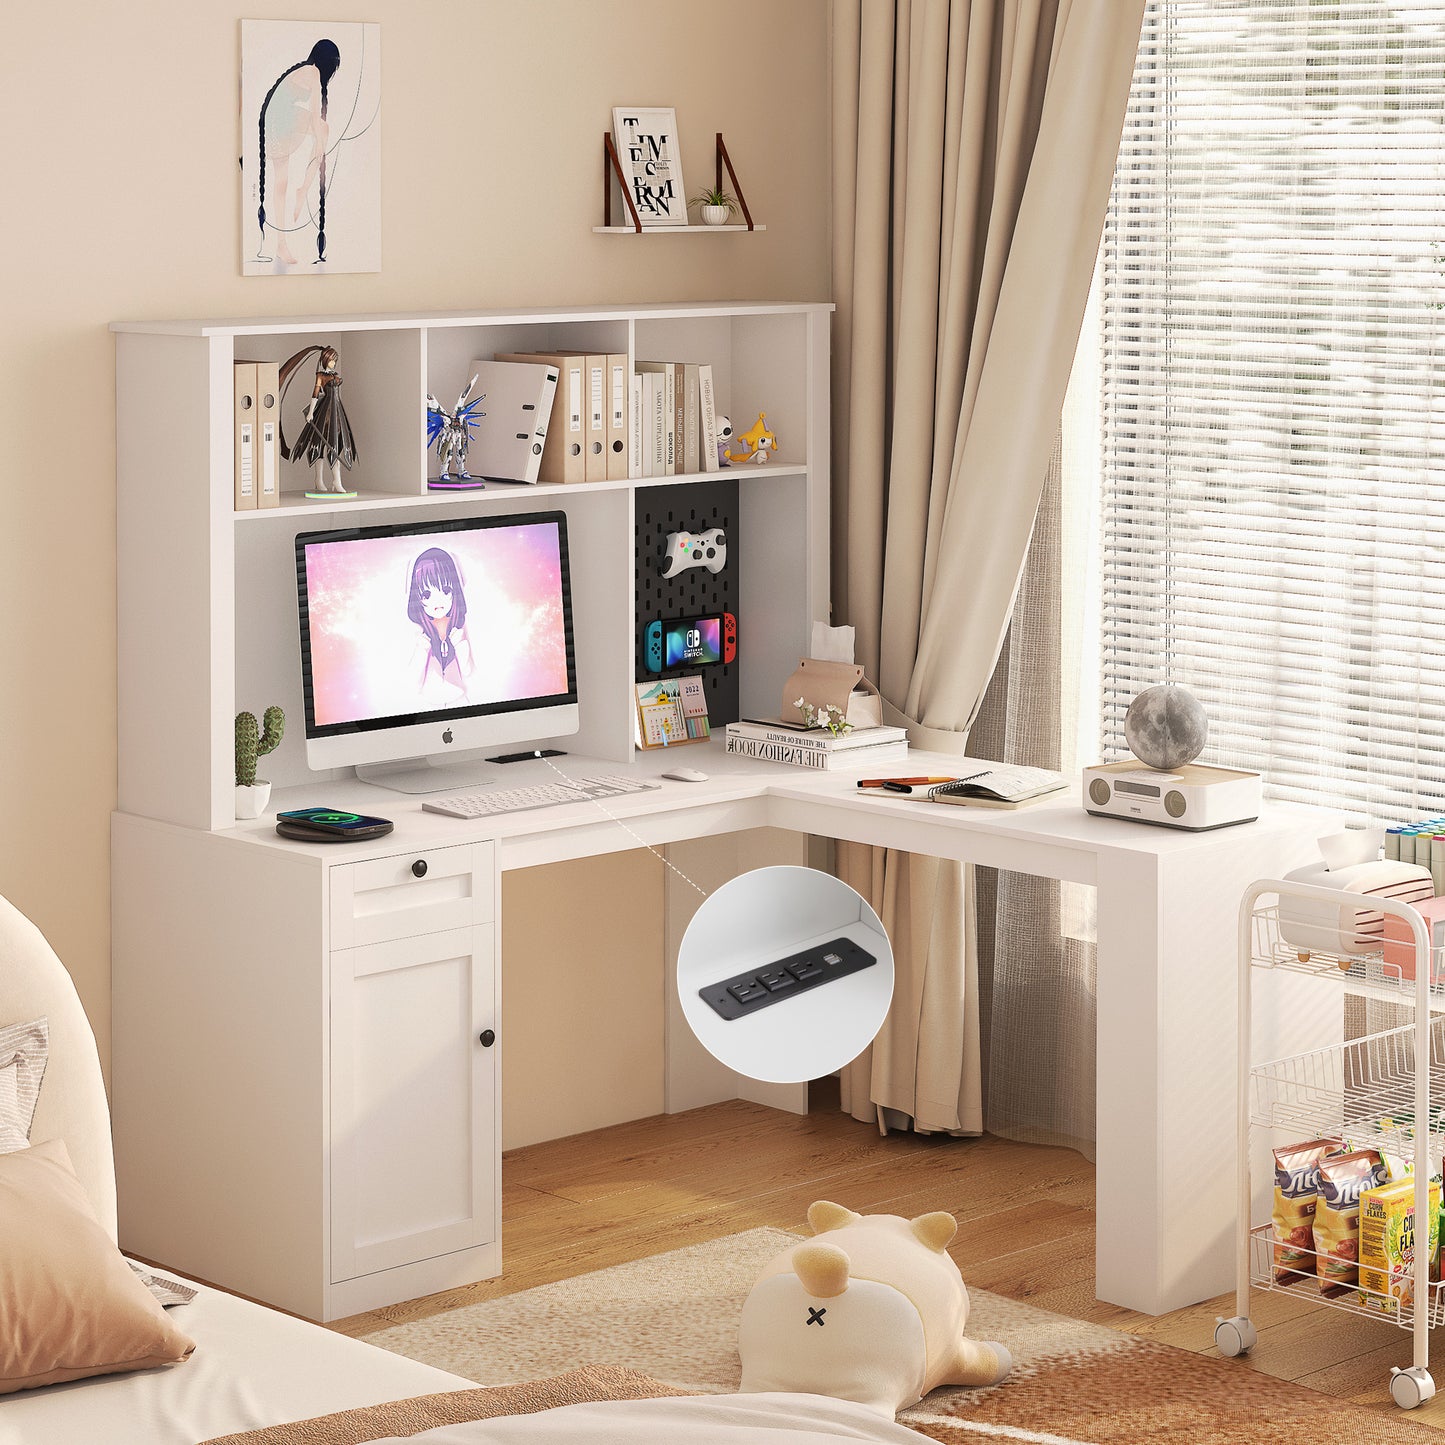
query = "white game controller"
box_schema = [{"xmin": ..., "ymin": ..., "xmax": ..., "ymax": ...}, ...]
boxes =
[{"xmin": 659, "ymin": 527, "xmax": 727, "ymax": 578}]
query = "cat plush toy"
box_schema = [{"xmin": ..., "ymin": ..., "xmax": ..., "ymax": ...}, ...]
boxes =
[{"xmin": 738, "ymin": 1200, "xmax": 1012, "ymax": 1416}]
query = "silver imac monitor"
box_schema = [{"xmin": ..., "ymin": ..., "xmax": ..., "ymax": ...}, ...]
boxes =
[{"xmin": 295, "ymin": 510, "xmax": 579, "ymax": 792}]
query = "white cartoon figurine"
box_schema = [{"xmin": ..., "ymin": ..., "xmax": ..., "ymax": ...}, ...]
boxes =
[
  {"xmin": 738, "ymin": 1200, "xmax": 1012, "ymax": 1416},
  {"xmin": 726, "ymin": 411, "xmax": 779, "ymax": 466},
  {"xmin": 716, "ymin": 414, "xmax": 734, "ymax": 468}
]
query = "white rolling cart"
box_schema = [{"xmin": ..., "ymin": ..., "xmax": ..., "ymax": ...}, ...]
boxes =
[{"xmin": 1215, "ymin": 877, "xmax": 1443, "ymax": 1409}]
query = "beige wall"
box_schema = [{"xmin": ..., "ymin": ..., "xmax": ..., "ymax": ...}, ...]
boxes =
[
  {"xmin": 0, "ymin": 2, "xmax": 830, "ymax": 1077},
  {"xmin": 501, "ymin": 851, "xmax": 665, "ymax": 1150}
]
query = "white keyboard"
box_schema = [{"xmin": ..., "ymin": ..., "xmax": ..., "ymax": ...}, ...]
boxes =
[{"xmin": 421, "ymin": 775, "xmax": 663, "ymax": 819}]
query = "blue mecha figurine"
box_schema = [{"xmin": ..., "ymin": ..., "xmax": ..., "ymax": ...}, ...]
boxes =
[{"xmin": 426, "ymin": 375, "xmax": 487, "ymax": 488}]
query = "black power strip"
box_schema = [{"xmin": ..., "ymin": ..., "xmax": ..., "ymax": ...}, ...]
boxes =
[{"xmin": 699, "ymin": 937, "xmax": 878, "ymax": 1021}]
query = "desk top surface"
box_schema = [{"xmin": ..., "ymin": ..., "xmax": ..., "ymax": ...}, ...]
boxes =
[{"xmin": 144, "ymin": 741, "xmax": 1341, "ymax": 869}]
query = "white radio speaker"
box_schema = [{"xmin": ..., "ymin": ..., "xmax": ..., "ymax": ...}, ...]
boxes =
[{"xmin": 1083, "ymin": 760, "xmax": 1262, "ymax": 831}]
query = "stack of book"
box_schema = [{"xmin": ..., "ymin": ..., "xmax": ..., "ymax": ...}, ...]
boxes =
[
  {"xmin": 631, "ymin": 360, "xmax": 721, "ymax": 478},
  {"xmin": 725, "ymin": 719, "xmax": 908, "ymax": 770}
]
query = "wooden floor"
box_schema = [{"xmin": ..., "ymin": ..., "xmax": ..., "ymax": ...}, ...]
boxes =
[{"xmin": 334, "ymin": 1085, "xmax": 1445, "ymax": 1429}]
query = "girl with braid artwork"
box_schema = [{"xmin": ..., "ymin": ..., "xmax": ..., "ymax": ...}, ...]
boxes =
[
  {"xmin": 241, "ymin": 21, "xmax": 381, "ymax": 276},
  {"xmin": 255, "ymin": 39, "xmax": 339, "ymax": 267}
]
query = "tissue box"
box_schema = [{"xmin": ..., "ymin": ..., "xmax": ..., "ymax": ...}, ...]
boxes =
[
  {"xmin": 781, "ymin": 659, "xmax": 883, "ymax": 731},
  {"xmin": 1382, "ymin": 895, "xmax": 1445, "ymax": 982},
  {"xmin": 1277, "ymin": 859, "xmax": 1434, "ymax": 955}
]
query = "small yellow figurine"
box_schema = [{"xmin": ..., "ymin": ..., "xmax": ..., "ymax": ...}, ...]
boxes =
[{"xmin": 726, "ymin": 411, "xmax": 779, "ymax": 465}]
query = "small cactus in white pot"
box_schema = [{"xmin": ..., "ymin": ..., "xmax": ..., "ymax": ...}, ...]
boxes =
[{"xmin": 235, "ymin": 706, "xmax": 285, "ymax": 819}]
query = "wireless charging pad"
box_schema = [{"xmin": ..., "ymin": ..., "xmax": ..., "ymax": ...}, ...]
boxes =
[{"xmin": 275, "ymin": 809, "xmax": 394, "ymax": 843}]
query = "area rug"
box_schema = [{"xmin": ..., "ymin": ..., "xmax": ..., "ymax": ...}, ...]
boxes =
[{"xmin": 357, "ymin": 1228, "xmax": 1433, "ymax": 1443}]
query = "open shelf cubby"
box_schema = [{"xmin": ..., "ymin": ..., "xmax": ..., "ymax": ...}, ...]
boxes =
[{"xmin": 114, "ymin": 302, "xmax": 832, "ymax": 832}]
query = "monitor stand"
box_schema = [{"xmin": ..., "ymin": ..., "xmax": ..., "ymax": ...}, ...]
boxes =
[{"xmin": 355, "ymin": 757, "xmax": 499, "ymax": 795}]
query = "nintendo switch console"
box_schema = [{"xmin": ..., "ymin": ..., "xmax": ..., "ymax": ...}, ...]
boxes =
[
  {"xmin": 658, "ymin": 527, "xmax": 727, "ymax": 578},
  {"xmin": 644, "ymin": 612, "xmax": 737, "ymax": 673}
]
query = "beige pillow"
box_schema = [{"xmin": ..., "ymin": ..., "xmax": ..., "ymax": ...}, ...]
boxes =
[
  {"xmin": 0, "ymin": 1017, "xmax": 48, "ymax": 1152},
  {"xmin": 0, "ymin": 1139, "xmax": 195, "ymax": 1393}
]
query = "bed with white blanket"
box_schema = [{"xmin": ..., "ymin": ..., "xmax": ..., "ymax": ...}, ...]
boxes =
[{"xmin": 0, "ymin": 896, "xmax": 472, "ymax": 1445}]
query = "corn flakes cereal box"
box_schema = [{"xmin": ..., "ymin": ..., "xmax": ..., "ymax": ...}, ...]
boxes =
[{"xmin": 1358, "ymin": 1176, "xmax": 1441, "ymax": 1318}]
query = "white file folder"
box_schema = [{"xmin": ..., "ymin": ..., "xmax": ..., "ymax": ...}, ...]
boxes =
[{"xmin": 464, "ymin": 359, "xmax": 559, "ymax": 484}]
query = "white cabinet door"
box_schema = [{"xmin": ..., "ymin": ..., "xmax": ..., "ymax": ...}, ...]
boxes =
[{"xmin": 330, "ymin": 924, "xmax": 498, "ymax": 1283}]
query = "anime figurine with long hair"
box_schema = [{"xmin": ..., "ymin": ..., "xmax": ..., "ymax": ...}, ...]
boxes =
[
  {"xmin": 279, "ymin": 344, "xmax": 358, "ymax": 499},
  {"xmin": 407, "ymin": 547, "xmax": 472, "ymax": 701},
  {"xmin": 255, "ymin": 39, "xmax": 341, "ymax": 266}
]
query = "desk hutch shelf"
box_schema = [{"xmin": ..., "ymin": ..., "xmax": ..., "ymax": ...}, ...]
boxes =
[{"xmin": 110, "ymin": 301, "xmax": 831, "ymax": 1324}]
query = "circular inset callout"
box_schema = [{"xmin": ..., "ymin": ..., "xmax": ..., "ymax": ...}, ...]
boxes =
[{"xmin": 677, "ymin": 866, "xmax": 894, "ymax": 1084}]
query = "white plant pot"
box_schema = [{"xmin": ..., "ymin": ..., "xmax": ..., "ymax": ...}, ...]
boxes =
[
  {"xmin": 235, "ymin": 781, "xmax": 272, "ymax": 820},
  {"xmin": 701, "ymin": 205, "xmax": 731, "ymax": 227}
]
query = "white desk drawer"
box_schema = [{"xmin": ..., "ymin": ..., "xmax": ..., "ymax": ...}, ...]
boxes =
[{"xmin": 330, "ymin": 842, "xmax": 494, "ymax": 949}]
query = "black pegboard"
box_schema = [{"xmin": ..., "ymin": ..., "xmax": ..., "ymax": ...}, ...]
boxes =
[{"xmin": 635, "ymin": 479, "xmax": 741, "ymax": 726}]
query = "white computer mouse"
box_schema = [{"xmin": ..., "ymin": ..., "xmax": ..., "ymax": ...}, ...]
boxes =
[{"xmin": 662, "ymin": 767, "xmax": 710, "ymax": 783}]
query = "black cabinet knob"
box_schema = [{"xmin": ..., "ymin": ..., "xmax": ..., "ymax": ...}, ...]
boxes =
[
  {"xmin": 479, "ymin": 1029, "xmax": 496, "ymax": 1047},
  {"xmin": 411, "ymin": 859, "xmax": 428, "ymax": 878}
]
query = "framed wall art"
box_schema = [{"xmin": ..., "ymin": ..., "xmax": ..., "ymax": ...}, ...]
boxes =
[
  {"xmin": 610, "ymin": 107, "xmax": 687, "ymax": 227},
  {"xmin": 241, "ymin": 19, "xmax": 382, "ymax": 275}
]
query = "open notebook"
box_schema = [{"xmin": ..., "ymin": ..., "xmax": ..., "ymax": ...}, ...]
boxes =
[{"xmin": 924, "ymin": 761, "xmax": 1068, "ymax": 808}]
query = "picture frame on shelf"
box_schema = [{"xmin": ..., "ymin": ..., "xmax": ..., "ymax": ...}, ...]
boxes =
[{"xmin": 610, "ymin": 107, "xmax": 687, "ymax": 227}]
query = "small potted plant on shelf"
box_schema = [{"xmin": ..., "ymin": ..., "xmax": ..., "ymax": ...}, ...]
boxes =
[
  {"xmin": 235, "ymin": 705, "xmax": 285, "ymax": 819},
  {"xmin": 691, "ymin": 184, "xmax": 739, "ymax": 227}
]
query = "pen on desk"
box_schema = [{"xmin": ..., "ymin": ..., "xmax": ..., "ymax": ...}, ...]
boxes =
[{"xmin": 856, "ymin": 776, "xmax": 958, "ymax": 792}]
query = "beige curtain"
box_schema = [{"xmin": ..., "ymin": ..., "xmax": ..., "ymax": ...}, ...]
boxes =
[
  {"xmin": 970, "ymin": 435, "xmax": 1098, "ymax": 1158},
  {"xmin": 831, "ymin": 0, "xmax": 1143, "ymax": 1132}
]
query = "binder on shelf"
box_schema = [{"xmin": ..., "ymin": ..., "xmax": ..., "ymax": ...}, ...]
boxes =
[
  {"xmin": 698, "ymin": 364, "xmax": 720, "ymax": 473},
  {"xmin": 496, "ymin": 352, "xmax": 587, "ymax": 483},
  {"xmin": 254, "ymin": 360, "xmax": 281, "ymax": 508},
  {"xmin": 235, "ymin": 359, "xmax": 282, "ymax": 508},
  {"xmin": 606, "ymin": 352, "xmax": 628, "ymax": 480},
  {"xmin": 584, "ymin": 354, "xmax": 607, "ymax": 483},
  {"xmin": 232, "ymin": 362, "xmax": 258, "ymax": 510},
  {"xmin": 464, "ymin": 359, "xmax": 558, "ymax": 484}
]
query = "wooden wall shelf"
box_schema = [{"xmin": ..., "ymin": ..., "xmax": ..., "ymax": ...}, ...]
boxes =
[
  {"xmin": 603, "ymin": 130, "xmax": 759, "ymax": 234},
  {"xmin": 592, "ymin": 224, "xmax": 766, "ymax": 235}
]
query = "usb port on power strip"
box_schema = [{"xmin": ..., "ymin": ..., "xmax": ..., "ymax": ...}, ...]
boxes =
[{"xmin": 699, "ymin": 937, "xmax": 878, "ymax": 1021}]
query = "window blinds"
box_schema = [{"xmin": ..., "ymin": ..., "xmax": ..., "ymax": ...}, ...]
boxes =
[{"xmin": 1101, "ymin": 0, "xmax": 1445, "ymax": 817}]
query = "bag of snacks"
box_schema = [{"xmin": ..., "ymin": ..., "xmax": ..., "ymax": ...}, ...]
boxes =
[
  {"xmin": 1314, "ymin": 1150, "xmax": 1385, "ymax": 1296},
  {"xmin": 1272, "ymin": 1138, "xmax": 1342, "ymax": 1284},
  {"xmin": 1359, "ymin": 1176, "xmax": 1442, "ymax": 1318}
]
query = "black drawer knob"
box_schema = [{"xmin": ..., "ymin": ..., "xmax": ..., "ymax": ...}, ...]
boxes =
[
  {"xmin": 411, "ymin": 859, "xmax": 428, "ymax": 878},
  {"xmin": 479, "ymin": 1029, "xmax": 496, "ymax": 1048}
]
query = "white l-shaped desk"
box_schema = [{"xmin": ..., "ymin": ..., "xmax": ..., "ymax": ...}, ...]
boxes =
[{"xmin": 112, "ymin": 740, "xmax": 1336, "ymax": 1322}]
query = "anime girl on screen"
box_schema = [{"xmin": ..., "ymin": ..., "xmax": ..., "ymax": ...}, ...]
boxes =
[{"xmin": 407, "ymin": 547, "xmax": 473, "ymax": 703}]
